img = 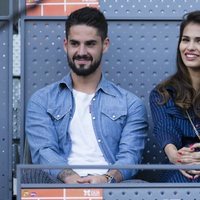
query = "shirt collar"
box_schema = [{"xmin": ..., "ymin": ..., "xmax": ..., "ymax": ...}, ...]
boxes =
[
  {"xmin": 58, "ymin": 73, "xmax": 117, "ymax": 97},
  {"xmin": 58, "ymin": 73, "xmax": 73, "ymax": 90},
  {"xmin": 96, "ymin": 75, "xmax": 116, "ymax": 97}
]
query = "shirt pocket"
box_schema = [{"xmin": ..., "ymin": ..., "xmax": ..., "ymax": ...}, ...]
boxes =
[
  {"xmin": 47, "ymin": 106, "xmax": 71, "ymax": 142},
  {"xmin": 47, "ymin": 105, "xmax": 71, "ymax": 120},
  {"xmin": 101, "ymin": 107, "xmax": 127, "ymax": 141}
]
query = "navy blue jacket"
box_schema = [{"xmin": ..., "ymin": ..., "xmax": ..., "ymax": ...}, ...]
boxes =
[{"xmin": 150, "ymin": 87, "xmax": 200, "ymax": 182}]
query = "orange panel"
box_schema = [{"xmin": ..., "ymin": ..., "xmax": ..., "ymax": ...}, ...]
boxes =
[
  {"xmin": 43, "ymin": 0, "xmax": 65, "ymax": 2},
  {"xmin": 67, "ymin": 0, "xmax": 99, "ymax": 2},
  {"xmin": 26, "ymin": 0, "xmax": 100, "ymax": 17},
  {"xmin": 44, "ymin": 5, "xmax": 66, "ymax": 16},
  {"xmin": 66, "ymin": 4, "xmax": 99, "ymax": 16},
  {"xmin": 26, "ymin": 0, "xmax": 50, "ymax": 3},
  {"xmin": 66, "ymin": 189, "xmax": 103, "ymax": 197},
  {"xmin": 21, "ymin": 189, "xmax": 64, "ymax": 197},
  {"xmin": 26, "ymin": 5, "xmax": 42, "ymax": 16},
  {"xmin": 66, "ymin": 4, "xmax": 87, "ymax": 15},
  {"xmin": 27, "ymin": 0, "xmax": 99, "ymax": 3}
]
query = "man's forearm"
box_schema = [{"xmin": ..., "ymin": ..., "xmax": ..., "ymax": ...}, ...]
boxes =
[
  {"xmin": 106, "ymin": 169, "xmax": 123, "ymax": 183},
  {"xmin": 57, "ymin": 168, "xmax": 78, "ymax": 182}
]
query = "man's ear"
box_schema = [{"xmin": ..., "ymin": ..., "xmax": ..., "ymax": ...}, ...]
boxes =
[
  {"xmin": 63, "ymin": 38, "xmax": 68, "ymax": 53},
  {"xmin": 103, "ymin": 37, "xmax": 110, "ymax": 53}
]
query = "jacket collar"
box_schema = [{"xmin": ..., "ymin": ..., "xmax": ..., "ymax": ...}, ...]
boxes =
[{"xmin": 165, "ymin": 86, "xmax": 187, "ymax": 119}]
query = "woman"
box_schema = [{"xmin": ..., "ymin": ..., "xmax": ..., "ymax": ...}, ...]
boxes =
[{"xmin": 150, "ymin": 10, "xmax": 200, "ymax": 182}]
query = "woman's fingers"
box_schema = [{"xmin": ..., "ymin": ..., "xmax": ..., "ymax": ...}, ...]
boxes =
[{"xmin": 180, "ymin": 170, "xmax": 194, "ymax": 179}]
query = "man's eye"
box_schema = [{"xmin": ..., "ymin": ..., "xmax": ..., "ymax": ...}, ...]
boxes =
[
  {"xmin": 70, "ymin": 42, "xmax": 79, "ymax": 46},
  {"xmin": 87, "ymin": 42, "xmax": 96, "ymax": 47}
]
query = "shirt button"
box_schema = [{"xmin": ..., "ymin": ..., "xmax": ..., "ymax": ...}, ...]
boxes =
[
  {"xmin": 112, "ymin": 115, "xmax": 116, "ymax": 119},
  {"xmin": 57, "ymin": 115, "xmax": 60, "ymax": 118},
  {"xmin": 92, "ymin": 116, "xmax": 96, "ymax": 120},
  {"xmin": 93, "ymin": 98, "xmax": 96, "ymax": 101},
  {"xmin": 98, "ymin": 139, "xmax": 101, "ymax": 143},
  {"xmin": 196, "ymin": 124, "xmax": 199, "ymax": 128}
]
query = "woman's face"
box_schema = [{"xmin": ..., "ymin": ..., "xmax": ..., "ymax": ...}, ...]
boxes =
[{"xmin": 179, "ymin": 22, "xmax": 200, "ymax": 71}]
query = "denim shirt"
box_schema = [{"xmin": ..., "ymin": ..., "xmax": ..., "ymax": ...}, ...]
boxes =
[{"xmin": 26, "ymin": 73, "xmax": 148, "ymax": 180}]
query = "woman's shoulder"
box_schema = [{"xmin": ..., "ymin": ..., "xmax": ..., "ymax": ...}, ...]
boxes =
[
  {"xmin": 149, "ymin": 85, "xmax": 176, "ymax": 107},
  {"xmin": 150, "ymin": 85, "xmax": 175, "ymax": 97}
]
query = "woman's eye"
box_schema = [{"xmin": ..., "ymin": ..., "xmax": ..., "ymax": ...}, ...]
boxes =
[{"xmin": 181, "ymin": 38, "xmax": 189, "ymax": 42}]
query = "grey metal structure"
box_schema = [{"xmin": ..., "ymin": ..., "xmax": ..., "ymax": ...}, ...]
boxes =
[
  {"xmin": 0, "ymin": 1, "xmax": 13, "ymax": 200},
  {"xmin": 17, "ymin": 164, "xmax": 200, "ymax": 200},
  {"xmin": 20, "ymin": 0, "xmax": 200, "ymax": 187}
]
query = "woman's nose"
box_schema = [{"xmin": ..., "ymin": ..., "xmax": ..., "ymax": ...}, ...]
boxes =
[{"xmin": 187, "ymin": 41, "xmax": 196, "ymax": 51}]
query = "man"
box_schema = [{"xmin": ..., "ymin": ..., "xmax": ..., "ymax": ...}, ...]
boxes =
[{"xmin": 25, "ymin": 7, "xmax": 148, "ymax": 184}]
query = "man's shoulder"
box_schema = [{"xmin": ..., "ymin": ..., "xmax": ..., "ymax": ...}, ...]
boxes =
[
  {"xmin": 32, "ymin": 81, "xmax": 59, "ymax": 96},
  {"xmin": 29, "ymin": 80, "xmax": 63, "ymax": 106},
  {"xmin": 30, "ymin": 74, "xmax": 71, "ymax": 99},
  {"xmin": 106, "ymin": 79, "xmax": 141, "ymax": 101}
]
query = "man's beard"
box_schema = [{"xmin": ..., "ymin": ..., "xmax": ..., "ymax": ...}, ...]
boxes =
[{"xmin": 67, "ymin": 54, "xmax": 102, "ymax": 76}]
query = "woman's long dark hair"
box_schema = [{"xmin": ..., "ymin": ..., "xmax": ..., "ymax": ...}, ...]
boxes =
[{"xmin": 156, "ymin": 10, "xmax": 200, "ymax": 117}]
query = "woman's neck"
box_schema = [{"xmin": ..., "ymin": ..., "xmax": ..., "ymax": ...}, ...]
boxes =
[{"xmin": 188, "ymin": 68, "xmax": 200, "ymax": 91}]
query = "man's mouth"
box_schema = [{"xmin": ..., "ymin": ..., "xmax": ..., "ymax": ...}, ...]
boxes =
[{"xmin": 73, "ymin": 55, "xmax": 92, "ymax": 61}]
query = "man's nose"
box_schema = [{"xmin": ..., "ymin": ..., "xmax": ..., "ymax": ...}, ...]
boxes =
[{"xmin": 77, "ymin": 44, "xmax": 87, "ymax": 55}]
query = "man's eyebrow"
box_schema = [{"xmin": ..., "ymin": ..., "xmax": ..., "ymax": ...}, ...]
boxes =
[
  {"xmin": 85, "ymin": 40, "xmax": 97, "ymax": 43},
  {"xmin": 69, "ymin": 39, "xmax": 79, "ymax": 42}
]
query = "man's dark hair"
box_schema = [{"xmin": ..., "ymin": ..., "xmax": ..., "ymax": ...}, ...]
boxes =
[{"xmin": 65, "ymin": 7, "xmax": 108, "ymax": 41}]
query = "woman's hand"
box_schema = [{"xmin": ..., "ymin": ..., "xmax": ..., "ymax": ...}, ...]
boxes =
[
  {"xmin": 178, "ymin": 143, "xmax": 200, "ymax": 179},
  {"xmin": 164, "ymin": 144, "xmax": 181, "ymax": 164},
  {"xmin": 164, "ymin": 143, "xmax": 200, "ymax": 179}
]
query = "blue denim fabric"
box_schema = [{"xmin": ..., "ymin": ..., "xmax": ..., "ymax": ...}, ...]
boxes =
[{"xmin": 26, "ymin": 73, "xmax": 148, "ymax": 181}]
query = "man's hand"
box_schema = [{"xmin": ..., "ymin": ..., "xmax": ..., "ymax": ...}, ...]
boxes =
[
  {"xmin": 58, "ymin": 169, "xmax": 81, "ymax": 183},
  {"xmin": 77, "ymin": 169, "xmax": 122, "ymax": 184},
  {"xmin": 77, "ymin": 175, "xmax": 107, "ymax": 184},
  {"xmin": 58, "ymin": 169, "xmax": 122, "ymax": 183}
]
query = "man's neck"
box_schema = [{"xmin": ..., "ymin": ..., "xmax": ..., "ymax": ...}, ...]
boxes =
[{"xmin": 71, "ymin": 69, "xmax": 102, "ymax": 94}]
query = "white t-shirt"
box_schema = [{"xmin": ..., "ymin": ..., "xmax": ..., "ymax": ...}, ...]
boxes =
[{"xmin": 67, "ymin": 89, "xmax": 108, "ymax": 176}]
